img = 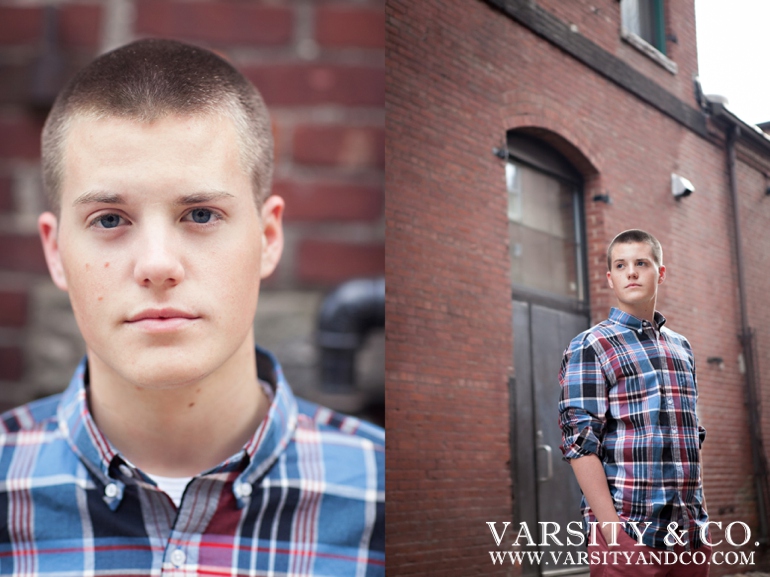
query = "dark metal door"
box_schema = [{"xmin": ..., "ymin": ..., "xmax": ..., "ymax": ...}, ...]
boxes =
[{"xmin": 513, "ymin": 301, "xmax": 588, "ymax": 575}]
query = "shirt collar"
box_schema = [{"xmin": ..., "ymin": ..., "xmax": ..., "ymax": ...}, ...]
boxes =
[
  {"xmin": 608, "ymin": 307, "xmax": 667, "ymax": 333},
  {"xmin": 56, "ymin": 345, "xmax": 298, "ymax": 510}
]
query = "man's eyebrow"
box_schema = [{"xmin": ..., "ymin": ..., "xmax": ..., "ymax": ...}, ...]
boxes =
[
  {"xmin": 73, "ymin": 191, "xmax": 125, "ymax": 206},
  {"xmin": 613, "ymin": 257, "xmax": 651, "ymax": 264},
  {"xmin": 72, "ymin": 191, "xmax": 236, "ymax": 207},
  {"xmin": 175, "ymin": 191, "xmax": 236, "ymax": 206}
]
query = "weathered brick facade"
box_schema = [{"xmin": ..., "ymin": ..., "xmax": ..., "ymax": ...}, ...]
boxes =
[
  {"xmin": 387, "ymin": 0, "xmax": 770, "ymax": 574},
  {"xmin": 0, "ymin": 1, "xmax": 384, "ymax": 414}
]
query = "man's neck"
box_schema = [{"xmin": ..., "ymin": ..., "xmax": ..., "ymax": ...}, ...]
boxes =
[
  {"xmin": 86, "ymin": 338, "xmax": 270, "ymax": 477},
  {"xmin": 616, "ymin": 302, "xmax": 657, "ymax": 327}
]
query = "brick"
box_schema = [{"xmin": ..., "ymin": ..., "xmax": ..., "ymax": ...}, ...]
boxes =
[
  {"xmin": 0, "ymin": 176, "xmax": 13, "ymax": 213},
  {"xmin": 273, "ymin": 181, "xmax": 382, "ymax": 222},
  {"xmin": 60, "ymin": 4, "xmax": 103, "ymax": 48},
  {"xmin": 0, "ymin": 4, "xmax": 100, "ymax": 49},
  {"xmin": 0, "ymin": 234, "xmax": 48, "ymax": 274},
  {"xmin": 297, "ymin": 240, "xmax": 384, "ymax": 284},
  {"xmin": 0, "ymin": 291, "xmax": 28, "ymax": 327},
  {"xmin": 0, "ymin": 65, "xmax": 29, "ymax": 105},
  {"xmin": 316, "ymin": 6, "xmax": 385, "ymax": 49},
  {"xmin": 0, "ymin": 7, "xmax": 42, "ymax": 46},
  {"xmin": 245, "ymin": 65, "xmax": 384, "ymax": 107},
  {"xmin": 136, "ymin": 1, "xmax": 293, "ymax": 46},
  {"xmin": 293, "ymin": 125, "xmax": 384, "ymax": 169},
  {"xmin": 0, "ymin": 117, "xmax": 43, "ymax": 159},
  {"xmin": 0, "ymin": 347, "xmax": 23, "ymax": 381}
]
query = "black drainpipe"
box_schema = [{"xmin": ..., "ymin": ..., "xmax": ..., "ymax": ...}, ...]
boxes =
[
  {"xmin": 317, "ymin": 277, "xmax": 385, "ymax": 393},
  {"xmin": 726, "ymin": 124, "xmax": 770, "ymax": 542}
]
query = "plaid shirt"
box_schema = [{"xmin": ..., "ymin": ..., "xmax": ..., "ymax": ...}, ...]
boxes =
[
  {"xmin": 558, "ymin": 308, "xmax": 707, "ymax": 549},
  {"xmin": 0, "ymin": 346, "xmax": 384, "ymax": 576}
]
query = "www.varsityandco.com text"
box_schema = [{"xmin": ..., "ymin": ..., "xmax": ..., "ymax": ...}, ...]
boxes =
[{"xmin": 487, "ymin": 521, "xmax": 759, "ymax": 567}]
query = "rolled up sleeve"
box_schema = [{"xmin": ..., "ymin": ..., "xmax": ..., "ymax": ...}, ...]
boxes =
[{"xmin": 558, "ymin": 338, "xmax": 608, "ymax": 461}]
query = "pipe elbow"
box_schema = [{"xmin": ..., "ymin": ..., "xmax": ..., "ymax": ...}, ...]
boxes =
[{"xmin": 317, "ymin": 277, "xmax": 385, "ymax": 391}]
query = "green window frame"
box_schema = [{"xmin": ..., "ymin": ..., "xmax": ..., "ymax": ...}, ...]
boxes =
[{"xmin": 621, "ymin": 0, "xmax": 666, "ymax": 56}]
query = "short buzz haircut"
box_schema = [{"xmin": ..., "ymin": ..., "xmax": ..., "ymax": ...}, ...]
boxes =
[
  {"xmin": 606, "ymin": 229, "xmax": 663, "ymax": 270},
  {"xmin": 41, "ymin": 38, "xmax": 273, "ymax": 214}
]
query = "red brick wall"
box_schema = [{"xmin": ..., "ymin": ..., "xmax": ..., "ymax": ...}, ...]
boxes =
[
  {"xmin": 387, "ymin": 0, "xmax": 769, "ymax": 574},
  {"xmin": 0, "ymin": 0, "xmax": 384, "ymax": 408},
  {"xmin": 386, "ymin": 1, "xmax": 516, "ymax": 574},
  {"xmin": 734, "ymin": 147, "xmax": 770, "ymax": 530}
]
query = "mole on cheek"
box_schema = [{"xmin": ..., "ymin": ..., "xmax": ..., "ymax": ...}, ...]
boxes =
[
  {"xmin": 85, "ymin": 263, "xmax": 90, "ymax": 270},
  {"xmin": 98, "ymin": 296, "xmax": 103, "ymax": 301},
  {"xmin": 104, "ymin": 262, "xmax": 110, "ymax": 268}
]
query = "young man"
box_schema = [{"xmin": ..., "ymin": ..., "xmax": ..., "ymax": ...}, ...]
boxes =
[
  {"xmin": 558, "ymin": 229, "xmax": 709, "ymax": 576},
  {"xmin": 0, "ymin": 39, "xmax": 384, "ymax": 576}
]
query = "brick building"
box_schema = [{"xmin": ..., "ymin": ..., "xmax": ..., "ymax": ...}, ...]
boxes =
[
  {"xmin": 0, "ymin": 1, "xmax": 385, "ymax": 420},
  {"xmin": 387, "ymin": 0, "xmax": 770, "ymax": 575}
]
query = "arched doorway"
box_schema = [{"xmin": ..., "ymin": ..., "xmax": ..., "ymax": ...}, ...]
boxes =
[{"xmin": 507, "ymin": 130, "xmax": 590, "ymax": 575}]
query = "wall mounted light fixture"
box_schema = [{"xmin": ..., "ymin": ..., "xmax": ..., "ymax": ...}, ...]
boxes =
[
  {"xmin": 671, "ymin": 173, "xmax": 695, "ymax": 200},
  {"xmin": 493, "ymin": 146, "xmax": 509, "ymax": 160}
]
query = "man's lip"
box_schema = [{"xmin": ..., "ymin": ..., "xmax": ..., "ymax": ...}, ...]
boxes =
[
  {"xmin": 126, "ymin": 308, "xmax": 199, "ymax": 322},
  {"xmin": 626, "ymin": 283, "xmax": 641, "ymax": 288}
]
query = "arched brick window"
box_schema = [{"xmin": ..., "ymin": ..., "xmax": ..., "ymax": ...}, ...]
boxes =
[{"xmin": 506, "ymin": 131, "xmax": 586, "ymax": 306}]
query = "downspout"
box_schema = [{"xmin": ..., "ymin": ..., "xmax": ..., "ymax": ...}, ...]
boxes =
[{"xmin": 725, "ymin": 124, "xmax": 770, "ymax": 542}]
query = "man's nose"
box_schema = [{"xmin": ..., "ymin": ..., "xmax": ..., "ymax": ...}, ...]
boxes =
[
  {"xmin": 133, "ymin": 226, "xmax": 185, "ymax": 288},
  {"xmin": 627, "ymin": 265, "xmax": 638, "ymax": 278}
]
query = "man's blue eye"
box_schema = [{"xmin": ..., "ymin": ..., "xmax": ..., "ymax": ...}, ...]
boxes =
[
  {"xmin": 190, "ymin": 209, "xmax": 212, "ymax": 223},
  {"xmin": 98, "ymin": 214, "xmax": 121, "ymax": 228}
]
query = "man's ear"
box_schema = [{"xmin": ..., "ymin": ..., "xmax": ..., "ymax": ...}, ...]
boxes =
[
  {"xmin": 259, "ymin": 195, "xmax": 284, "ymax": 279},
  {"xmin": 606, "ymin": 270, "xmax": 614, "ymax": 289},
  {"xmin": 658, "ymin": 264, "xmax": 666, "ymax": 284},
  {"xmin": 38, "ymin": 212, "xmax": 68, "ymax": 291}
]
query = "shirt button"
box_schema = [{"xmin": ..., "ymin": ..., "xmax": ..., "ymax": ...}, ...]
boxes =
[
  {"xmin": 236, "ymin": 482, "xmax": 253, "ymax": 498},
  {"xmin": 170, "ymin": 548, "xmax": 186, "ymax": 567},
  {"xmin": 104, "ymin": 483, "xmax": 119, "ymax": 498}
]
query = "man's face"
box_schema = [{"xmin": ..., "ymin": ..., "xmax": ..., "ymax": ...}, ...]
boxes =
[
  {"xmin": 606, "ymin": 241, "xmax": 665, "ymax": 313},
  {"xmin": 39, "ymin": 113, "xmax": 283, "ymax": 390}
]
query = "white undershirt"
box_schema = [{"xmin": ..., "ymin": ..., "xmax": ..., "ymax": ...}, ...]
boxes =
[
  {"xmin": 124, "ymin": 379, "xmax": 275, "ymax": 508},
  {"xmin": 145, "ymin": 473, "xmax": 193, "ymax": 508}
]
